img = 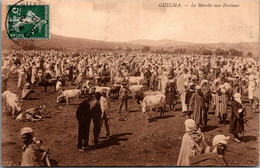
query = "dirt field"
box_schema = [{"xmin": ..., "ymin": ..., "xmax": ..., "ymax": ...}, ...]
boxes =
[{"xmin": 1, "ymin": 78, "xmax": 259, "ymax": 166}]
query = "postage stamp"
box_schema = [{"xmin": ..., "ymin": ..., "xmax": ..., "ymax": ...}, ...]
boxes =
[{"xmin": 7, "ymin": 4, "xmax": 49, "ymax": 39}]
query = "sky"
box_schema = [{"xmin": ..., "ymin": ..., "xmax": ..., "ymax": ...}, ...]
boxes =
[{"xmin": 2, "ymin": 0, "xmax": 259, "ymax": 43}]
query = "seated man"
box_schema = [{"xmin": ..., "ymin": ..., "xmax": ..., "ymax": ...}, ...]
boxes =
[
  {"xmin": 20, "ymin": 127, "xmax": 50, "ymax": 166},
  {"xmin": 189, "ymin": 134, "xmax": 229, "ymax": 166}
]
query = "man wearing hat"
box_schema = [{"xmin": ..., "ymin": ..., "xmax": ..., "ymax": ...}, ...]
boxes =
[
  {"xmin": 118, "ymin": 82, "xmax": 130, "ymax": 115},
  {"xmin": 229, "ymin": 93, "xmax": 245, "ymax": 143},
  {"xmin": 189, "ymin": 134, "xmax": 229, "ymax": 166},
  {"xmin": 76, "ymin": 95, "xmax": 92, "ymax": 151},
  {"xmin": 100, "ymin": 89, "xmax": 111, "ymax": 138},
  {"xmin": 20, "ymin": 127, "xmax": 48, "ymax": 166}
]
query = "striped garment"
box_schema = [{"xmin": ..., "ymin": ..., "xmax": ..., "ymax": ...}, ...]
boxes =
[{"xmin": 215, "ymin": 93, "xmax": 227, "ymax": 117}]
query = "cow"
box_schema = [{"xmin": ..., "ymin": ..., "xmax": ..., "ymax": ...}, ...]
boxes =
[
  {"xmin": 114, "ymin": 77, "xmax": 125, "ymax": 84},
  {"xmin": 94, "ymin": 86, "xmax": 111, "ymax": 97},
  {"xmin": 129, "ymin": 85, "xmax": 145, "ymax": 98},
  {"xmin": 110, "ymin": 84, "xmax": 121, "ymax": 99},
  {"xmin": 126, "ymin": 76, "xmax": 143, "ymax": 85},
  {"xmin": 16, "ymin": 105, "xmax": 47, "ymax": 122},
  {"xmin": 135, "ymin": 90, "xmax": 162, "ymax": 104},
  {"xmin": 2, "ymin": 91, "xmax": 22, "ymax": 119},
  {"xmin": 141, "ymin": 94, "xmax": 167, "ymax": 121},
  {"xmin": 57, "ymin": 89, "xmax": 81, "ymax": 105},
  {"xmin": 38, "ymin": 77, "xmax": 57, "ymax": 92},
  {"xmin": 100, "ymin": 75, "xmax": 110, "ymax": 86}
]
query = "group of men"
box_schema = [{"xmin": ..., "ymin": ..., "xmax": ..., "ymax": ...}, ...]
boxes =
[
  {"xmin": 1, "ymin": 49, "xmax": 259, "ymax": 166},
  {"xmin": 76, "ymin": 88, "xmax": 111, "ymax": 151}
]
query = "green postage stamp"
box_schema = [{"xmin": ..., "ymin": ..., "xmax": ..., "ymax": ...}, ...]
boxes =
[{"xmin": 7, "ymin": 4, "xmax": 49, "ymax": 39}]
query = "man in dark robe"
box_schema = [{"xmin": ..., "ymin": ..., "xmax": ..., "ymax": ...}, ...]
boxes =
[
  {"xmin": 90, "ymin": 92, "xmax": 102, "ymax": 147},
  {"xmin": 185, "ymin": 83, "xmax": 196, "ymax": 117},
  {"xmin": 229, "ymin": 93, "xmax": 245, "ymax": 143},
  {"xmin": 189, "ymin": 85, "xmax": 207, "ymax": 128},
  {"xmin": 76, "ymin": 96, "xmax": 91, "ymax": 152}
]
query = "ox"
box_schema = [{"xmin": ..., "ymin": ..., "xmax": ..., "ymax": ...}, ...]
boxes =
[
  {"xmin": 2, "ymin": 91, "xmax": 22, "ymax": 119},
  {"xmin": 114, "ymin": 77, "xmax": 125, "ymax": 84},
  {"xmin": 129, "ymin": 85, "xmax": 145, "ymax": 98},
  {"xmin": 94, "ymin": 86, "xmax": 111, "ymax": 97},
  {"xmin": 126, "ymin": 76, "xmax": 143, "ymax": 85},
  {"xmin": 141, "ymin": 94, "xmax": 166, "ymax": 121},
  {"xmin": 16, "ymin": 105, "xmax": 47, "ymax": 122},
  {"xmin": 110, "ymin": 84, "xmax": 121, "ymax": 99},
  {"xmin": 38, "ymin": 77, "xmax": 57, "ymax": 92},
  {"xmin": 57, "ymin": 89, "xmax": 81, "ymax": 105}
]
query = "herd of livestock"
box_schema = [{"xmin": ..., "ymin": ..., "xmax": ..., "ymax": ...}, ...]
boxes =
[{"xmin": 1, "ymin": 50, "xmax": 259, "ymax": 122}]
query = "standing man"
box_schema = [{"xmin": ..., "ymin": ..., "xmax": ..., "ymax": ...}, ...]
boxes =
[
  {"xmin": 100, "ymin": 89, "xmax": 111, "ymax": 138},
  {"xmin": 215, "ymin": 88, "xmax": 228, "ymax": 124},
  {"xmin": 76, "ymin": 96, "xmax": 91, "ymax": 152},
  {"xmin": 248, "ymin": 75, "xmax": 256, "ymax": 105},
  {"xmin": 118, "ymin": 82, "xmax": 130, "ymax": 115},
  {"xmin": 185, "ymin": 83, "xmax": 196, "ymax": 117},
  {"xmin": 90, "ymin": 92, "xmax": 102, "ymax": 147},
  {"xmin": 20, "ymin": 127, "xmax": 49, "ymax": 166},
  {"xmin": 229, "ymin": 93, "xmax": 245, "ymax": 143},
  {"xmin": 189, "ymin": 85, "xmax": 207, "ymax": 129}
]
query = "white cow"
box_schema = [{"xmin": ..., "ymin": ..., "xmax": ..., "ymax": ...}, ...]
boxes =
[
  {"xmin": 2, "ymin": 91, "xmax": 22, "ymax": 119},
  {"xmin": 114, "ymin": 77, "xmax": 125, "ymax": 84},
  {"xmin": 126, "ymin": 76, "xmax": 143, "ymax": 85},
  {"xmin": 57, "ymin": 89, "xmax": 81, "ymax": 105},
  {"xmin": 141, "ymin": 94, "xmax": 166, "ymax": 121},
  {"xmin": 16, "ymin": 105, "xmax": 47, "ymax": 121},
  {"xmin": 129, "ymin": 85, "xmax": 145, "ymax": 97},
  {"xmin": 94, "ymin": 86, "xmax": 111, "ymax": 97}
]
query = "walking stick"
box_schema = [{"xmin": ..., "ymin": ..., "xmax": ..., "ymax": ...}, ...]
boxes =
[
  {"xmin": 41, "ymin": 151, "xmax": 51, "ymax": 167},
  {"xmin": 242, "ymin": 130, "xmax": 244, "ymax": 143}
]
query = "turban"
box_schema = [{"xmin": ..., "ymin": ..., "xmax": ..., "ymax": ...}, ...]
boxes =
[
  {"xmin": 184, "ymin": 119, "xmax": 197, "ymax": 132},
  {"xmin": 212, "ymin": 135, "xmax": 230, "ymax": 146}
]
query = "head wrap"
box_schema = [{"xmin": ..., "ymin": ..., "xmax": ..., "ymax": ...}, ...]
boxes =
[
  {"xmin": 212, "ymin": 135, "xmax": 230, "ymax": 146},
  {"xmin": 185, "ymin": 119, "xmax": 197, "ymax": 132}
]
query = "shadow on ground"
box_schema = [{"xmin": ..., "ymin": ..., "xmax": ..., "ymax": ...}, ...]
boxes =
[
  {"xmin": 149, "ymin": 114, "xmax": 175, "ymax": 123},
  {"xmin": 97, "ymin": 132, "xmax": 133, "ymax": 149},
  {"xmin": 202, "ymin": 125, "xmax": 218, "ymax": 132},
  {"xmin": 242, "ymin": 135, "xmax": 258, "ymax": 143}
]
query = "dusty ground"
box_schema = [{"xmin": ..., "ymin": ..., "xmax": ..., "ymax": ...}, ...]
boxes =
[{"xmin": 1, "ymin": 78, "xmax": 259, "ymax": 166}]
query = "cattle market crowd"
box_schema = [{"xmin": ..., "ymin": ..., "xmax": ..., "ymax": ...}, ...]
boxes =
[{"xmin": 1, "ymin": 49, "xmax": 259, "ymax": 166}]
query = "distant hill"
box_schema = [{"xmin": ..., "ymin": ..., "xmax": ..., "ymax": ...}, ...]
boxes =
[
  {"xmin": 2, "ymin": 31, "xmax": 259, "ymax": 57},
  {"xmin": 1, "ymin": 31, "xmax": 142, "ymax": 51},
  {"xmin": 129, "ymin": 39, "xmax": 259, "ymax": 57}
]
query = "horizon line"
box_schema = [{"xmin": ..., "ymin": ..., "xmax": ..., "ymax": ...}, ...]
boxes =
[
  {"xmin": 2, "ymin": 30, "xmax": 259, "ymax": 44},
  {"xmin": 51, "ymin": 33, "xmax": 259, "ymax": 44}
]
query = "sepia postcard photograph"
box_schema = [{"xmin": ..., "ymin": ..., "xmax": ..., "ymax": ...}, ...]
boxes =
[{"xmin": 1, "ymin": 0, "xmax": 259, "ymax": 166}]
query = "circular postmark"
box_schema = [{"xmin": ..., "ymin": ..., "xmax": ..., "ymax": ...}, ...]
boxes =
[{"xmin": 5, "ymin": 0, "xmax": 50, "ymax": 49}]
